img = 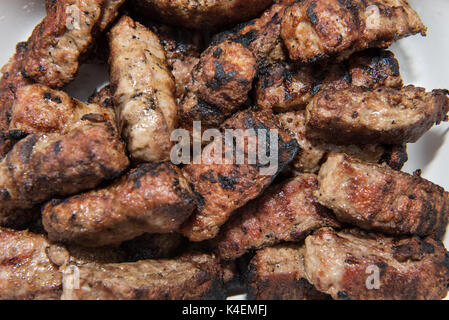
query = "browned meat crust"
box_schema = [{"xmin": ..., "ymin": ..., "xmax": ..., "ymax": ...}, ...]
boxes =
[
  {"xmin": 281, "ymin": 0, "xmax": 426, "ymax": 63},
  {"xmin": 0, "ymin": 227, "xmax": 70, "ymax": 300},
  {"xmin": 61, "ymin": 252, "xmax": 226, "ymax": 300},
  {"xmin": 306, "ymin": 85, "xmax": 449, "ymax": 145},
  {"xmin": 121, "ymin": 233, "xmax": 187, "ymax": 261},
  {"xmin": 149, "ymin": 23, "xmax": 204, "ymax": 103},
  {"xmin": 131, "ymin": 0, "xmax": 273, "ymax": 31},
  {"xmin": 179, "ymin": 40, "xmax": 256, "ymax": 130},
  {"xmin": 256, "ymin": 49, "xmax": 402, "ymax": 111},
  {"xmin": 278, "ymin": 111, "xmax": 407, "ymax": 174},
  {"xmin": 42, "ymin": 162, "xmax": 195, "ymax": 247},
  {"xmin": 304, "ymin": 228, "xmax": 449, "ymax": 300},
  {"xmin": 109, "ymin": 16, "xmax": 177, "ymax": 162},
  {"xmin": 8, "ymin": 84, "xmax": 106, "ymax": 137},
  {"xmin": 0, "ymin": 42, "xmax": 33, "ymax": 157},
  {"xmin": 21, "ymin": 0, "xmax": 104, "ymax": 88},
  {"xmin": 214, "ymin": 174, "xmax": 339, "ymax": 260},
  {"xmin": 181, "ymin": 109, "xmax": 299, "ymax": 241},
  {"xmin": 247, "ymin": 244, "xmax": 331, "ymax": 300},
  {"xmin": 0, "ymin": 107, "xmax": 129, "ymax": 227},
  {"xmin": 211, "ymin": 0, "xmax": 295, "ymax": 70},
  {"xmin": 316, "ymin": 154, "xmax": 449, "ymax": 239}
]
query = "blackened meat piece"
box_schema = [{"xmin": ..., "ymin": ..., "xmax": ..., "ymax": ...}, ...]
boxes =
[
  {"xmin": 304, "ymin": 228, "xmax": 449, "ymax": 300},
  {"xmin": 181, "ymin": 109, "xmax": 299, "ymax": 241},
  {"xmin": 316, "ymin": 154, "xmax": 449, "ymax": 239}
]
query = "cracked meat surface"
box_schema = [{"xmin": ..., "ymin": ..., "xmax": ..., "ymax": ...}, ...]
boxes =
[
  {"xmin": 278, "ymin": 111, "xmax": 407, "ymax": 174},
  {"xmin": 179, "ymin": 40, "xmax": 256, "ymax": 130},
  {"xmin": 132, "ymin": 0, "xmax": 273, "ymax": 31},
  {"xmin": 109, "ymin": 16, "xmax": 177, "ymax": 162},
  {"xmin": 214, "ymin": 174, "xmax": 339, "ymax": 259},
  {"xmin": 0, "ymin": 103, "xmax": 129, "ymax": 227},
  {"xmin": 316, "ymin": 154, "xmax": 449, "ymax": 239},
  {"xmin": 281, "ymin": 0, "xmax": 426, "ymax": 62},
  {"xmin": 61, "ymin": 252, "xmax": 226, "ymax": 299},
  {"xmin": 42, "ymin": 162, "xmax": 195, "ymax": 247},
  {"xmin": 256, "ymin": 49, "xmax": 402, "ymax": 111},
  {"xmin": 306, "ymin": 85, "xmax": 449, "ymax": 145},
  {"xmin": 181, "ymin": 109, "xmax": 299, "ymax": 241},
  {"xmin": 247, "ymin": 244, "xmax": 331, "ymax": 300},
  {"xmin": 304, "ymin": 228, "xmax": 449, "ymax": 300}
]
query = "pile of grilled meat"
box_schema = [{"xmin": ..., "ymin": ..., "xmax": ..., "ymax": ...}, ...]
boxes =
[{"xmin": 0, "ymin": 0, "xmax": 448, "ymax": 300}]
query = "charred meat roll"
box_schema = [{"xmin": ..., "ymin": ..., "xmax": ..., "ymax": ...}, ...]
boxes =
[
  {"xmin": 256, "ymin": 49, "xmax": 403, "ymax": 112},
  {"xmin": 21, "ymin": 0, "xmax": 104, "ymax": 88},
  {"xmin": 278, "ymin": 111, "xmax": 407, "ymax": 174},
  {"xmin": 179, "ymin": 40, "xmax": 256, "ymax": 130},
  {"xmin": 280, "ymin": 0, "xmax": 426, "ymax": 63},
  {"xmin": 214, "ymin": 174, "xmax": 339, "ymax": 260},
  {"xmin": 315, "ymin": 154, "xmax": 449, "ymax": 239},
  {"xmin": 0, "ymin": 42, "xmax": 33, "ymax": 157},
  {"xmin": 211, "ymin": 0, "xmax": 295, "ymax": 69},
  {"xmin": 247, "ymin": 244, "xmax": 331, "ymax": 300},
  {"xmin": 306, "ymin": 85, "xmax": 449, "ymax": 145},
  {"xmin": 304, "ymin": 228, "xmax": 449, "ymax": 300},
  {"xmin": 109, "ymin": 16, "xmax": 177, "ymax": 162},
  {"xmin": 61, "ymin": 252, "xmax": 226, "ymax": 300},
  {"xmin": 42, "ymin": 162, "xmax": 195, "ymax": 247},
  {"xmin": 0, "ymin": 104, "xmax": 129, "ymax": 227},
  {"xmin": 181, "ymin": 109, "xmax": 299, "ymax": 241}
]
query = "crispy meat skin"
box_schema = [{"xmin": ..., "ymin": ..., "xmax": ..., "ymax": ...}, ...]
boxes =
[
  {"xmin": 316, "ymin": 154, "xmax": 449, "ymax": 238},
  {"xmin": 281, "ymin": 0, "xmax": 426, "ymax": 62},
  {"xmin": 109, "ymin": 16, "xmax": 177, "ymax": 162},
  {"xmin": 181, "ymin": 109, "xmax": 299, "ymax": 241},
  {"xmin": 306, "ymin": 85, "xmax": 449, "ymax": 145},
  {"xmin": 212, "ymin": 0, "xmax": 295, "ymax": 69},
  {"xmin": 0, "ymin": 228, "xmax": 70, "ymax": 300},
  {"xmin": 279, "ymin": 111, "xmax": 407, "ymax": 173},
  {"xmin": 214, "ymin": 174, "xmax": 339, "ymax": 259},
  {"xmin": 256, "ymin": 49, "xmax": 402, "ymax": 111},
  {"xmin": 0, "ymin": 108, "xmax": 129, "ymax": 227},
  {"xmin": 43, "ymin": 162, "xmax": 195, "ymax": 247},
  {"xmin": 61, "ymin": 252, "xmax": 226, "ymax": 300},
  {"xmin": 305, "ymin": 228, "xmax": 449, "ymax": 300},
  {"xmin": 22, "ymin": 0, "xmax": 104, "ymax": 88},
  {"xmin": 121, "ymin": 233, "xmax": 187, "ymax": 261},
  {"xmin": 179, "ymin": 40, "xmax": 256, "ymax": 129},
  {"xmin": 149, "ymin": 24, "xmax": 203, "ymax": 102},
  {"xmin": 132, "ymin": 0, "xmax": 272, "ymax": 31},
  {"xmin": 247, "ymin": 244, "xmax": 330, "ymax": 300}
]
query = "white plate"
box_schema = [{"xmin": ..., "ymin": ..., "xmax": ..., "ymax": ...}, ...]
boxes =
[{"xmin": 0, "ymin": 0, "xmax": 448, "ymax": 300}]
